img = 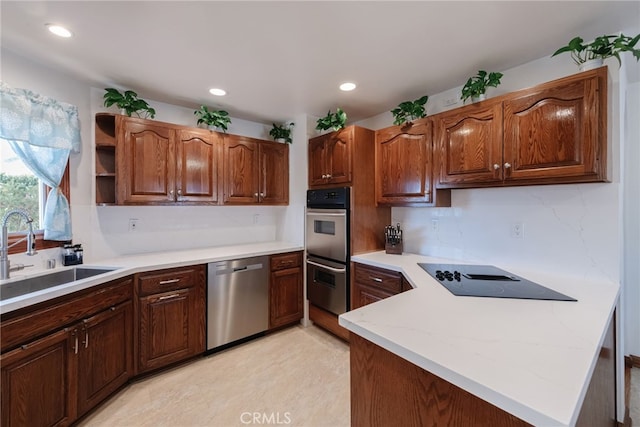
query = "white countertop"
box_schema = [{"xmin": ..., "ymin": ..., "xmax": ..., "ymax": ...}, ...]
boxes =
[
  {"xmin": 339, "ymin": 251, "xmax": 619, "ymax": 427},
  {"xmin": 0, "ymin": 241, "xmax": 303, "ymax": 315}
]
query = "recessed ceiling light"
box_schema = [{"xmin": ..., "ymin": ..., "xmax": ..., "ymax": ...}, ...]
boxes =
[
  {"xmin": 339, "ymin": 82, "xmax": 356, "ymax": 91},
  {"xmin": 209, "ymin": 88, "xmax": 226, "ymax": 96},
  {"xmin": 46, "ymin": 24, "xmax": 73, "ymax": 38}
]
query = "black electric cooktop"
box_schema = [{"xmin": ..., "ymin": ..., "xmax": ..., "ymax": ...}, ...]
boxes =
[{"xmin": 418, "ymin": 263, "xmax": 576, "ymax": 301}]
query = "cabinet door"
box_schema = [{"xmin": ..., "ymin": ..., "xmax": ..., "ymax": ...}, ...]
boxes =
[
  {"xmin": 222, "ymin": 136, "xmax": 260, "ymax": 204},
  {"xmin": 325, "ymin": 127, "xmax": 353, "ymax": 185},
  {"xmin": 352, "ymin": 283, "xmax": 396, "ymax": 310},
  {"xmin": 138, "ymin": 288, "xmax": 200, "ymax": 373},
  {"xmin": 117, "ymin": 118, "xmax": 177, "ymax": 204},
  {"xmin": 435, "ymin": 101, "xmax": 503, "ymax": 187},
  {"xmin": 260, "ymin": 141, "xmax": 289, "ymax": 205},
  {"xmin": 375, "ymin": 120, "xmax": 433, "ymax": 205},
  {"xmin": 308, "ymin": 136, "xmax": 328, "ymax": 187},
  {"xmin": 175, "ymin": 129, "xmax": 220, "ymax": 204},
  {"xmin": 76, "ymin": 301, "xmax": 132, "ymax": 417},
  {"xmin": 269, "ymin": 266, "xmax": 303, "ymax": 329},
  {"xmin": 1, "ymin": 329, "xmax": 74, "ymax": 427},
  {"xmin": 503, "ymin": 68, "xmax": 606, "ymax": 183}
]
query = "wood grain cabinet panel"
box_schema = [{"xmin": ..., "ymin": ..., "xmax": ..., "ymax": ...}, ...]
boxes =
[
  {"xmin": 223, "ymin": 135, "xmax": 289, "ymax": 205},
  {"xmin": 176, "ymin": 129, "xmax": 220, "ymax": 203},
  {"xmin": 308, "ymin": 127, "xmax": 354, "ymax": 188},
  {"xmin": 351, "ymin": 263, "xmax": 408, "ymax": 310},
  {"xmin": 269, "ymin": 252, "xmax": 303, "ymax": 329}
]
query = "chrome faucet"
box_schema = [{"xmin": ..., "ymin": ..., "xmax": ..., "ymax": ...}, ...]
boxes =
[{"xmin": 1, "ymin": 209, "xmax": 37, "ymax": 280}]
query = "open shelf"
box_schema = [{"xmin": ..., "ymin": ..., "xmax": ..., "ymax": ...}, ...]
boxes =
[{"xmin": 95, "ymin": 114, "xmax": 117, "ymax": 205}]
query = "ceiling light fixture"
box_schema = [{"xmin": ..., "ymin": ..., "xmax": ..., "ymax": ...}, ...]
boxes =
[
  {"xmin": 339, "ymin": 82, "xmax": 356, "ymax": 91},
  {"xmin": 209, "ymin": 88, "xmax": 226, "ymax": 96},
  {"xmin": 46, "ymin": 24, "xmax": 73, "ymax": 38}
]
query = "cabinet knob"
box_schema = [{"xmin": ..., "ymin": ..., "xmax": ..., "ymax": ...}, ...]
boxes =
[
  {"xmin": 493, "ymin": 164, "xmax": 500, "ymax": 170},
  {"xmin": 260, "ymin": 192, "xmax": 265, "ymax": 197},
  {"xmin": 327, "ymin": 174, "xmax": 332, "ymax": 179},
  {"xmin": 168, "ymin": 190, "xmax": 174, "ymax": 200},
  {"xmin": 321, "ymin": 174, "xmax": 327, "ymax": 179},
  {"xmin": 177, "ymin": 189, "xmax": 182, "ymax": 198},
  {"xmin": 504, "ymin": 162, "xmax": 512, "ymax": 169},
  {"xmin": 254, "ymin": 193, "xmax": 259, "ymax": 198}
]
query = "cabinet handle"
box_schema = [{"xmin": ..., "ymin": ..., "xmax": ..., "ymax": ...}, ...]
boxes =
[
  {"xmin": 370, "ymin": 277, "xmax": 383, "ymax": 283},
  {"xmin": 177, "ymin": 189, "xmax": 183, "ymax": 200},
  {"xmin": 260, "ymin": 192, "xmax": 265, "ymax": 197},
  {"xmin": 504, "ymin": 162, "xmax": 512, "ymax": 169},
  {"xmin": 71, "ymin": 331, "xmax": 78, "ymax": 354},
  {"xmin": 84, "ymin": 329, "xmax": 89, "ymax": 349},
  {"xmin": 158, "ymin": 293, "xmax": 181, "ymax": 301},
  {"xmin": 254, "ymin": 192, "xmax": 259, "ymax": 198},
  {"xmin": 168, "ymin": 190, "xmax": 174, "ymax": 201},
  {"xmin": 493, "ymin": 164, "xmax": 500, "ymax": 170},
  {"xmin": 321, "ymin": 174, "xmax": 327, "ymax": 179},
  {"xmin": 159, "ymin": 278, "xmax": 181, "ymax": 285},
  {"xmin": 327, "ymin": 174, "xmax": 332, "ymax": 179}
]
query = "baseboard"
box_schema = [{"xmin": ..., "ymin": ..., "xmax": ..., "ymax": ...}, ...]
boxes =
[{"xmin": 308, "ymin": 304, "xmax": 350, "ymax": 342}]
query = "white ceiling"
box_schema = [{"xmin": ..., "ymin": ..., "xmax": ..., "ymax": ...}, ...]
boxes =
[{"xmin": 1, "ymin": 1, "xmax": 639, "ymax": 124}]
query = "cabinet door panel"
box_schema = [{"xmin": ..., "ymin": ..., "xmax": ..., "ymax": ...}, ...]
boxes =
[
  {"xmin": 352, "ymin": 283, "xmax": 395, "ymax": 310},
  {"xmin": 118, "ymin": 119, "xmax": 176, "ymax": 203},
  {"xmin": 176, "ymin": 130, "xmax": 220, "ymax": 203},
  {"xmin": 504, "ymin": 71, "xmax": 603, "ymax": 182},
  {"xmin": 223, "ymin": 136, "xmax": 260, "ymax": 204},
  {"xmin": 435, "ymin": 102, "xmax": 503, "ymax": 187},
  {"xmin": 376, "ymin": 121, "xmax": 432, "ymax": 205},
  {"xmin": 1, "ymin": 329, "xmax": 73, "ymax": 427},
  {"xmin": 308, "ymin": 137, "xmax": 327, "ymax": 187},
  {"xmin": 326, "ymin": 128, "xmax": 353, "ymax": 184},
  {"xmin": 77, "ymin": 301, "xmax": 132, "ymax": 417},
  {"xmin": 269, "ymin": 267, "xmax": 303, "ymax": 329},
  {"xmin": 260, "ymin": 142, "xmax": 289, "ymax": 205}
]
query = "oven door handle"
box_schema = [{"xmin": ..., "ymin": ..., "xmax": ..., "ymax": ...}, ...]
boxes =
[
  {"xmin": 306, "ymin": 212, "xmax": 346, "ymax": 217},
  {"xmin": 306, "ymin": 259, "xmax": 347, "ymax": 273}
]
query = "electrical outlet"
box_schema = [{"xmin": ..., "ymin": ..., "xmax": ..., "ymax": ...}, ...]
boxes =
[
  {"xmin": 510, "ymin": 222, "xmax": 524, "ymax": 239},
  {"xmin": 431, "ymin": 219, "xmax": 439, "ymax": 232},
  {"xmin": 128, "ymin": 218, "xmax": 139, "ymax": 232}
]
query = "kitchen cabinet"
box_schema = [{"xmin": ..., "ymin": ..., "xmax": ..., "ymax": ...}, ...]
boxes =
[
  {"xmin": 269, "ymin": 251, "xmax": 303, "ymax": 329},
  {"xmin": 351, "ymin": 263, "xmax": 408, "ymax": 310},
  {"xmin": 0, "ymin": 277, "xmax": 133, "ymax": 427},
  {"xmin": 135, "ymin": 265, "xmax": 205, "ymax": 374},
  {"xmin": 116, "ymin": 117, "xmax": 221, "ymax": 205},
  {"xmin": 375, "ymin": 118, "xmax": 451, "ymax": 207},
  {"xmin": 434, "ymin": 66, "xmax": 607, "ymax": 188},
  {"xmin": 308, "ymin": 126, "xmax": 357, "ymax": 187},
  {"xmin": 223, "ymin": 135, "xmax": 289, "ymax": 205}
]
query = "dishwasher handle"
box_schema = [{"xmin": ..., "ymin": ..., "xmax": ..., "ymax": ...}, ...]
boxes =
[{"xmin": 216, "ymin": 263, "xmax": 264, "ymax": 276}]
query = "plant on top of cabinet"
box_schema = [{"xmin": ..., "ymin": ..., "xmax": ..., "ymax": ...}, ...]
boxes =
[
  {"xmin": 194, "ymin": 106, "xmax": 231, "ymax": 132},
  {"xmin": 316, "ymin": 108, "xmax": 347, "ymax": 132},
  {"xmin": 460, "ymin": 70, "xmax": 503, "ymax": 103},
  {"xmin": 269, "ymin": 122, "xmax": 294, "ymax": 144},
  {"xmin": 552, "ymin": 33, "xmax": 640, "ymax": 71},
  {"xmin": 103, "ymin": 88, "xmax": 156, "ymax": 118},
  {"xmin": 390, "ymin": 95, "xmax": 429, "ymax": 126}
]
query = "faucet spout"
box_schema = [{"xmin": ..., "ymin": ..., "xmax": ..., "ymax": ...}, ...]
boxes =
[{"xmin": 1, "ymin": 209, "xmax": 37, "ymax": 280}]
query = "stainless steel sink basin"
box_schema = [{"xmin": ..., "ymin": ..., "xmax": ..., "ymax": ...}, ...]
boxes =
[{"xmin": 0, "ymin": 267, "xmax": 118, "ymax": 301}]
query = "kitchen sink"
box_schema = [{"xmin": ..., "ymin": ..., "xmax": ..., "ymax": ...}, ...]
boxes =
[{"xmin": 0, "ymin": 267, "xmax": 119, "ymax": 301}]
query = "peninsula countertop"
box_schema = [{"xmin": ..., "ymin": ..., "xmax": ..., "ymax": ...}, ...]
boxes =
[
  {"xmin": 0, "ymin": 241, "xmax": 303, "ymax": 314},
  {"xmin": 339, "ymin": 251, "xmax": 619, "ymax": 427}
]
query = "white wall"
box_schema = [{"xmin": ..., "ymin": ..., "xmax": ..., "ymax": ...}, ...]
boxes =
[{"xmin": 2, "ymin": 48, "xmax": 305, "ymax": 264}]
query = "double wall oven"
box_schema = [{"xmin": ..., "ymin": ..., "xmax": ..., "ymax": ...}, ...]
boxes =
[{"xmin": 306, "ymin": 187, "xmax": 350, "ymax": 315}]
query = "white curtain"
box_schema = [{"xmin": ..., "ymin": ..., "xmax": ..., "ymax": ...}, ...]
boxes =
[{"xmin": 0, "ymin": 81, "xmax": 81, "ymax": 240}]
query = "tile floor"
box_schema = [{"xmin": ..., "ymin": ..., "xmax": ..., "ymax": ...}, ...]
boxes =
[
  {"xmin": 79, "ymin": 325, "xmax": 350, "ymax": 427},
  {"xmin": 79, "ymin": 325, "xmax": 640, "ymax": 427}
]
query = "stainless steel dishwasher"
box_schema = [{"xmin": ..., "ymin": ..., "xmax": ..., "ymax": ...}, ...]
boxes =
[{"xmin": 207, "ymin": 255, "xmax": 269, "ymax": 350}]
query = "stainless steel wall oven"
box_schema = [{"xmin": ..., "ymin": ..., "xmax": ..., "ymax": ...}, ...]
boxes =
[{"xmin": 306, "ymin": 187, "xmax": 350, "ymax": 315}]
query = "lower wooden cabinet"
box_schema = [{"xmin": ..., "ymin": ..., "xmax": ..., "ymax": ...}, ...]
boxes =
[
  {"xmin": 269, "ymin": 251, "xmax": 303, "ymax": 329},
  {"xmin": 351, "ymin": 262, "xmax": 411, "ymax": 310},
  {"xmin": 0, "ymin": 278, "xmax": 133, "ymax": 427},
  {"xmin": 135, "ymin": 265, "xmax": 205, "ymax": 374}
]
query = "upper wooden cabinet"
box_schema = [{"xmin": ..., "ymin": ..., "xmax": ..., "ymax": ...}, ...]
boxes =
[
  {"xmin": 375, "ymin": 119, "xmax": 451, "ymax": 207},
  {"xmin": 434, "ymin": 67, "xmax": 608, "ymax": 188},
  {"xmin": 95, "ymin": 114, "xmax": 288, "ymax": 206},
  {"xmin": 223, "ymin": 135, "xmax": 289, "ymax": 205},
  {"xmin": 308, "ymin": 126, "xmax": 355, "ymax": 187}
]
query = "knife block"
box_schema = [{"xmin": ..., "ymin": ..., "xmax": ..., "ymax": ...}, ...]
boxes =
[{"xmin": 385, "ymin": 240, "xmax": 403, "ymax": 255}]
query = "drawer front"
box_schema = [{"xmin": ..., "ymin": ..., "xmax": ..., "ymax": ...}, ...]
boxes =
[
  {"xmin": 353, "ymin": 263, "xmax": 402, "ymax": 294},
  {"xmin": 270, "ymin": 251, "xmax": 302, "ymax": 271},
  {"xmin": 1, "ymin": 277, "xmax": 133, "ymax": 353},
  {"xmin": 137, "ymin": 266, "xmax": 200, "ymax": 296}
]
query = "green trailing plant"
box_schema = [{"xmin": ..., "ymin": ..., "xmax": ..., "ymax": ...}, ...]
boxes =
[
  {"xmin": 390, "ymin": 95, "xmax": 429, "ymax": 126},
  {"xmin": 194, "ymin": 106, "xmax": 231, "ymax": 132},
  {"xmin": 316, "ymin": 108, "xmax": 347, "ymax": 132},
  {"xmin": 551, "ymin": 33, "xmax": 640, "ymax": 67},
  {"xmin": 460, "ymin": 70, "xmax": 503, "ymax": 102},
  {"xmin": 103, "ymin": 88, "xmax": 156, "ymax": 118},
  {"xmin": 269, "ymin": 122, "xmax": 295, "ymax": 144}
]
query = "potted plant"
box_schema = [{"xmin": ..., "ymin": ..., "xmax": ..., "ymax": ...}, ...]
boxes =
[
  {"xmin": 103, "ymin": 88, "xmax": 156, "ymax": 118},
  {"xmin": 460, "ymin": 70, "xmax": 504, "ymax": 103},
  {"xmin": 552, "ymin": 33, "xmax": 640, "ymax": 71},
  {"xmin": 390, "ymin": 95, "xmax": 429, "ymax": 126},
  {"xmin": 194, "ymin": 106, "xmax": 231, "ymax": 132},
  {"xmin": 316, "ymin": 108, "xmax": 347, "ymax": 133},
  {"xmin": 269, "ymin": 122, "xmax": 294, "ymax": 144}
]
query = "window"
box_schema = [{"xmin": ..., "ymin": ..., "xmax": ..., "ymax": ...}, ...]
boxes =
[{"xmin": 0, "ymin": 144, "xmax": 70, "ymax": 254}]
